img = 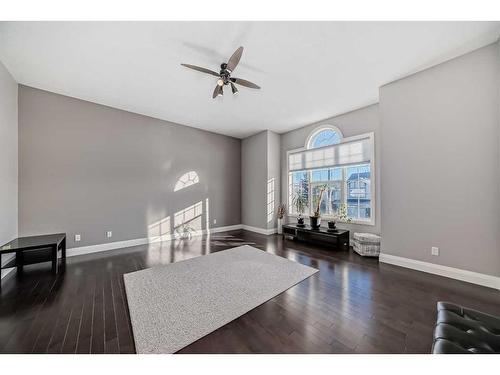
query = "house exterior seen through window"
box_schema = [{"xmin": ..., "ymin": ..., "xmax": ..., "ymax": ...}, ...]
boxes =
[{"xmin": 288, "ymin": 126, "xmax": 373, "ymax": 224}]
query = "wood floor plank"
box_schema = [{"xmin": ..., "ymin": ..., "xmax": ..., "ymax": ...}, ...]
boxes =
[
  {"xmin": 31, "ymin": 276, "xmax": 72, "ymax": 353},
  {"xmin": 112, "ymin": 265, "xmax": 135, "ymax": 353},
  {"xmin": 61, "ymin": 273, "xmax": 87, "ymax": 353},
  {"xmin": 8, "ymin": 274, "xmax": 63, "ymax": 353},
  {"xmin": 0, "ymin": 277, "xmax": 43, "ymax": 352},
  {"xmin": 2, "ymin": 229, "xmax": 500, "ymax": 354},
  {"xmin": 75, "ymin": 273, "xmax": 96, "ymax": 354},
  {"xmin": 103, "ymin": 267, "xmax": 119, "ymax": 354},
  {"xmin": 46, "ymin": 271, "xmax": 82, "ymax": 353},
  {"xmin": 90, "ymin": 270, "xmax": 105, "ymax": 354}
]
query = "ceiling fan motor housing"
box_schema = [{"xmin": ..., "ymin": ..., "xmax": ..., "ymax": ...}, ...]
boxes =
[{"xmin": 220, "ymin": 65, "xmax": 231, "ymax": 84}]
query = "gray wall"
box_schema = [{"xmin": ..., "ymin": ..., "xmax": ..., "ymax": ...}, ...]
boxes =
[
  {"xmin": 379, "ymin": 42, "xmax": 500, "ymax": 276},
  {"xmin": 267, "ymin": 130, "xmax": 281, "ymax": 229},
  {"xmin": 280, "ymin": 104, "xmax": 381, "ymax": 238},
  {"xmin": 241, "ymin": 130, "xmax": 281, "ymax": 230},
  {"xmin": 0, "ymin": 61, "xmax": 18, "ymax": 277},
  {"xmin": 19, "ymin": 85, "xmax": 241, "ymax": 249},
  {"xmin": 241, "ymin": 131, "xmax": 267, "ymax": 229}
]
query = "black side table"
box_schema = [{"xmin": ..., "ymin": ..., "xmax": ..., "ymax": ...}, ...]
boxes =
[
  {"xmin": 1, "ymin": 233, "xmax": 67, "ymax": 279},
  {"xmin": 282, "ymin": 224, "xmax": 349, "ymax": 250}
]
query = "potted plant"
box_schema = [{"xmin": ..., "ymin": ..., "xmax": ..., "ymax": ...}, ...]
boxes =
[
  {"xmin": 276, "ymin": 204, "xmax": 286, "ymax": 234},
  {"xmin": 328, "ymin": 203, "xmax": 352, "ymax": 230},
  {"xmin": 337, "ymin": 203, "xmax": 352, "ymax": 223},
  {"xmin": 327, "ymin": 219, "xmax": 337, "ymax": 230},
  {"xmin": 292, "ymin": 190, "xmax": 308, "ymax": 227},
  {"xmin": 175, "ymin": 224, "xmax": 196, "ymax": 240},
  {"xmin": 310, "ymin": 184, "xmax": 327, "ymax": 229}
]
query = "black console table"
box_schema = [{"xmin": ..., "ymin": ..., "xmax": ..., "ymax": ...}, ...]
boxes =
[
  {"xmin": 1, "ymin": 233, "xmax": 66, "ymax": 278},
  {"xmin": 282, "ymin": 224, "xmax": 349, "ymax": 250}
]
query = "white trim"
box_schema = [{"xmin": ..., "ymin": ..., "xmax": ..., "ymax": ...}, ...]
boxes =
[
  {"xmin": 286, "ymin": 131, "xmax": 376, "ymax": 226},
  {"xmin": 68, "ymin": 237, "xmax": 150, "ymax": 257},
  {"xmin": 241, "ymin": 225, "xmax": 277, "ymax": 235},
  {"xmin": 210, "ymin": 224, "xmax": 244, "ymax": 233},
  {"xmin": 1, "ymin": 224, "xmax": 275, "ymax": 271},
  {"xmin": 286, "ymin": 213, "xmax": 374, "ymax": 227},
  {"xmin": 67, "ymin": 224, "xmax": 244, "ymax": 257},
  {"xmin": 379, "ymin": 253, "xmax": 500, "ymax": 290}
]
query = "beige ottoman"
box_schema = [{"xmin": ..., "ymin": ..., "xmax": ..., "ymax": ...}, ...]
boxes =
[{"xmin": 353, "ymin": 232, "xmax": 381, "ymax": 257}]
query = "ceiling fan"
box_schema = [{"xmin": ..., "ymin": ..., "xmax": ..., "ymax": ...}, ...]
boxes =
[{"xmin": 181, "ymin": 46, "xmax": 261, "ymax": 98}]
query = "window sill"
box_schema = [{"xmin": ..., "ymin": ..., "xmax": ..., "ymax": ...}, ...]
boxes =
[{"xmin": 286, "ymin": 214, "xmax": 375, "ymax": 227}]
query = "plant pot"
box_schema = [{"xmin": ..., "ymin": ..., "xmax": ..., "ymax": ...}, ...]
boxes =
[
  {"xmin": 328, "ymin": 220, "xmax": 336, "ymax": 230},
  {"xmin": 277, "ymin": 218, "xmax": 283, "ymax": 234},
  {"xmin": 297, "ymin": 216, "xmax": 305, "ymax": 226},
  {"xmin": 309, "ymin": 216, "xmax": 321, "ymax": 229}
]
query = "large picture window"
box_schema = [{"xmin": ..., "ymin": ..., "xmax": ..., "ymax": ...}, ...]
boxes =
[{"xmin": 288, "ymin": 127, "xmax": 374, "ymax": 224}]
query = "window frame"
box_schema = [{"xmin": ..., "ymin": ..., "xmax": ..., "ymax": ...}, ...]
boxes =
[
  {"xmin": 305, "ymin": 125, "xmax": 343, "ymax": 149},
  {"xmin": 286, "ymin": 131, "xmax": 375, "ymax": 226}
]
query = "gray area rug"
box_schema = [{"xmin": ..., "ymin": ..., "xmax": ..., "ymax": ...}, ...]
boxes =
[{"xmin": 123, "ymin": 245, "xmax": 318, "ymax": 353}]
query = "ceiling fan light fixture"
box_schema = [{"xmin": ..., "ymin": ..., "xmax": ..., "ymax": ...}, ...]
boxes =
[
  {"xmin": 231, "ymin": 82, "xmax": 238, "ymax": 95},
  {"xmin": 217, "ymin": 79, "xmax": 224, "ymax": 87},
  {"xmin": 217, "ymin": 86, "xmax": 224, "ymax": 97}
]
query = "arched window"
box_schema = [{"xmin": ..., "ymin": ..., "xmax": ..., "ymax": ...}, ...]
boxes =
[
  {"xmin": 306, "ymin": 125, "xmax": 343, "ymax": 149},
  {"xmin": 288, "ymin": 125, "xmax": 374, "ymax": 224}
]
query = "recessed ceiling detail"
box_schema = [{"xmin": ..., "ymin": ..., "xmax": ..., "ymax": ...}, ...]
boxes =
[{"xmin": 1, "ymin": 21, "xmax": 499, "ymax": 138}]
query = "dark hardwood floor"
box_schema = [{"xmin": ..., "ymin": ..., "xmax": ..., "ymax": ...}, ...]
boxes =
[{"xmin": 1, "ymin": 229, "xmax": 499, "ymax": 354}]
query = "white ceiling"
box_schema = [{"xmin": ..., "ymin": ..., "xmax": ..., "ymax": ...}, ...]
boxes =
[{"xmin": 1, "ymin": 21, "xmax": 499, "ymax": 138}]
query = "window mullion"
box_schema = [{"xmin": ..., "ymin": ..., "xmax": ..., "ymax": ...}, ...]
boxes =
[
  {"xmin": 357, "ymin": 173, "xmax": 361, "ymax": 219},
  {"xmin": 342, "ymin": 167, "xmax": 347, "ymax": 217},
  {"xmin": 307, "ymin": 170, "xmax": 313, "ymax": 215}
]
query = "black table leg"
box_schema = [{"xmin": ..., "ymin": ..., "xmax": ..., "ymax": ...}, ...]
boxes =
[
  {"xmin": 16, "ymin": 250, "xmax": 24, "ymax": 276},
  {"xmin": 51, "ymin": 245, "xmax": 58, "ymax": 274},
  {"xmin": 343, "ymin": 234, "xmax": 350, "ymax": 251},
  {"xmin": 61, "ymin": 237, "xmax": 66, "ymax": 259}
]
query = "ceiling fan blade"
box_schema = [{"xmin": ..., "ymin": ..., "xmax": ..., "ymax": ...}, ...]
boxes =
[
  {"xmin": 181, "ymin": 63, "xmax": 220, "ymax": 77},
  {"xmin": 212, "ymin": 84, "xmax": 222, "ymax": 99},
  {"xmin": 230, "ymin": 77, "xmax": 261, "ymax": 89},
  {"xmin": 226, "ymin": 46, "xmax": 243, "ymax": 72}
]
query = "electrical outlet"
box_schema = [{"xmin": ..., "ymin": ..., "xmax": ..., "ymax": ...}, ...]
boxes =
[
  {"xmin": 431, "ymin": 246, "xmax": 439, "ymax": 256},
  {"xmin": 75, "ymin": 234, "xmax": 81, "ymax": 242},
  {"xmin": 106, "ymin": 231, "xmax": 112, "ymax": 238},
  {"xmin": 213, "ymin": 219, "xmax": 217, "ymax": 224}
]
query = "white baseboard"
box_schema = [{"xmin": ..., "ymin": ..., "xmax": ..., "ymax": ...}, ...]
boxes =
[
  {"xmin": 211, "ymin": 224, "xmax": 244, "ymax": 233},
  {"xmin": 241, "ymin": 225, "xmax": 277, "ymax": 235},
  {"xmin": 379, "ymin": 253, "xmax": 500, "ymax": 290},
  {"xmin": 68, "ymin": 237, "xmax": 150, "ymax": 257},
  {"xmin": 67, "ymin": 224, "xmax": 245, "ymax": 258},
  {"xmin": 1, "ymin": 224, "xmax": 275, "ymax": 274}
]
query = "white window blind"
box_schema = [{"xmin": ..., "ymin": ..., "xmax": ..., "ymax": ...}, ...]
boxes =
[{"xmin": 288, "ymin": 133, "xmax": 373, "ymax": 172}]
